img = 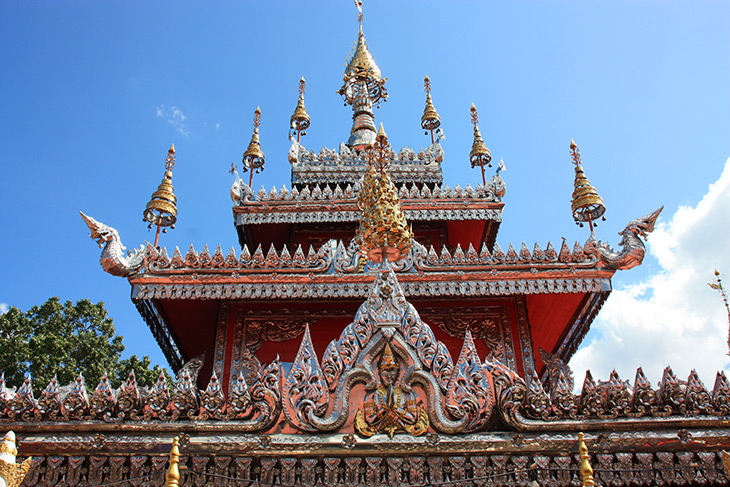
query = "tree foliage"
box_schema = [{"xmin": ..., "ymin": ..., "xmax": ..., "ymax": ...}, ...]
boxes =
[{"xmin": 0, "ymin": 297, "xmax": 170, "ymax": 392}]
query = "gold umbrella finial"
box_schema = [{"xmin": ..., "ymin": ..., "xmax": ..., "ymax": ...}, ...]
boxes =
[
  {"xmin": 570, "ymin": 140, "xmax": 606, "ymax": 234},
  {"xmin": 164, "ymin": 436, "xmax": 181, "ymax": 487},
  {"xmin": 357, "ymin": 128, "xmax": 413, "ymax": 263},
  {"xmin": 0, "ymin": 431, "xmax": 32, "ymax": 487},
  {"xmin": 421, "ymin": 75, "xmax": 441, "ymax": 144},
  {"xmin": 469, "ymin": 104, "xmax": 492, "ymax": 185},
  {"xmin": 578, "ymin": 432, "xmax": 595, "ymax": 486},
  {"xmin": 242, "ymin": 107, "xmax": 265, "ymax": 188},
  {"xmin": 290, "ymin": 77, "xmax": 310, "ymax": 143},
  {"xmin": 143, "ymin": 145, "xmax": 178, "ymax": 247}
]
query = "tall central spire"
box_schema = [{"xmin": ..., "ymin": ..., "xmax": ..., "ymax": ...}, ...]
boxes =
[{"xmin": 338, "ymin": 1, "xmax": 388, "ymax": 151}]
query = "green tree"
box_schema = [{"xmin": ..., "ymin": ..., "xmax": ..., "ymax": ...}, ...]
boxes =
[{"xmin": 0, "ymin": 297, "xmax": 170, "ymax": 393}]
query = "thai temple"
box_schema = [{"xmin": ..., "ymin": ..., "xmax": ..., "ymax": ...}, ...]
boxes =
[{"xmin": 3, "ymin": 5, "xmax": 730, "ymax": 487}]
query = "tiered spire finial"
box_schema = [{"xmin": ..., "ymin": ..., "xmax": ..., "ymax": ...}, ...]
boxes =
[
  {"xmin": 339, "ymin": 0, "xmax": 388, "ymax": 150},
  {"xmin": 469, "ymin": 104, "xmax": 492, "ymax": 185},
  {"xmin": 578, "ymin": 432, "xmax": 596, "ymax": 486},
  {"xmin": 421, "ymin": 75, "xmax": 441, "ymax": 144},
  {"xmin": 356, "ymin": 124, "xmax": 413, "ymax": 263},
  {"xmin": 242, "ymin": 107, "xmax": 265, "ymax": 188},
  {"xmin": 570, "ymin": 139, "xmax": 606, "ymax": 233},
  {"xmin": 143, "ymin": 144, "xmax": 178, "ymax": 247},
  {"xmin": 290, "ymin": 77, "xmax": 310, "ymax": 143},
  {"xmin": 164, "ymin": 436, "xmax": 181, "ymax": 486}
]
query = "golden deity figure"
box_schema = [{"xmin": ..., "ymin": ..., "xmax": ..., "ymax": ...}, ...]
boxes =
[{"xmin": 355, "ymin": 343, "xmax": 429, "ymax": 438}]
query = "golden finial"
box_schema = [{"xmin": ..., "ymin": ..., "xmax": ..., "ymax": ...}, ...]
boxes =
[
  {"xmin": 242, "ymin": 107, "xmax": 265, "ymax": 188},
  {"xmin": 578, "ymin": 432, "xmax": 595, "ymax": 486},
  {"xmin": 708, "ymin": 270, "xmax": 730, "ymax": 354},
  {"xmin": 469, "ymin": 104, "xmax": 492, "ymax": 185},
  {"xmin": 143, "ymin": 144, "xmax": 178, "ymax": 247},
  {"xmin": 290, "ymin": 77, "xmax": 310, "ymax": 143},
  {"xmin": 164, "ymin": 436, "xmax": 181, "ymax": 487},
  {"xmin": 421, "ymin": 75, "xmax": 441, "ymax": 143},
  {"xmin": 0, "ymin": 431, "xmax": 32, "ymax": 487},
  {"xmin": 570, "ymin": 140, "xmax": 606, "ymax": 234},
  {"xmin": 357, "ymin": 128, "xmax": 413, "ymax": 263}
]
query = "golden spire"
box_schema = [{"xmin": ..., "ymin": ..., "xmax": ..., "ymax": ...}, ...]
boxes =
[
  {"xmin": 143, "ymin": 144, "xmax": 178, "ymax": 247},
  {"xmin": 164, "ymin": 436, "xmax": 181, "ymax": 487},
  {"xmin": 570, "ymin": 140, "xmax": 606, "ymax": 233},
  {"xmin": 242, "ymin": 107, "xmax": 265, "ymax": 188},
  {"xmin": 578, "ymin": 432, "xmax": 595, "ymax": 486},
  {"xmin": 290, "ymin": 77, "xmax": 310, "ymax": 143},
  {"xmin": 708, "ymin": 270, "xmax": 730, "ymax": 354},
  {"xmin": 0, "ymin": 431, "xmax": 32, "ymax": 487},
  {"xmin": 469, "ymin": 104, "xmax": 492, "ymax": 185},
  {"xmin": 344, "ymin": 1, "xmax": 382, "ymax": 82},
  {"xmin": 421, "ymin": 75, "xmax": 441, "ymax": 144},
  {"xmin": 339, "ymin": 0, "xmax": 387, "ymax": 149},
  {"xmin": 357, "ymin": 124, "xmax": 413, "ymax": 263}
]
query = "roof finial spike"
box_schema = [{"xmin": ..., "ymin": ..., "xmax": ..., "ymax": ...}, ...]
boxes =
[
  {"xmin": 144, "ymin": 145, "xmax": 179, "ymax": 247},
  {"xmin": 355, "ymin": 0, "xmax": 363, "ymax": 29},
  {"xmin": 578, "ymin": 432, "xmax": 595, "ymax": 486},
  {"xmin": 290, "ymin": 78, "xmax": 310, "ymax": 142},
  {"xmin": 469, "ymin": 104, "xmax": 492, "ymax": 185},
  {"xmin": 243, "ymin": 107, "xmax": 265, "ymax": 187},
  {"xmin": 421, "ymin": 75, "xmax": 441, "ymax": 143},
  {"xmin": 570, "ymin": 140, "xmax": 606, "ymax": 235}
]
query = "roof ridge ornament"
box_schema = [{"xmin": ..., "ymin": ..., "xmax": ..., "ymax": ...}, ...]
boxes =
[
  {"xmin": 339, "ymin": 0, "xmax": 388, "ymax": 150},
  {"xmin": 421, "ymin": 75, "xmax": 442, "ymax": 144},
  {"xmin": 143, "ymin": 144, "xmax": 178, "ymax": 247},
  {"xmin": 290, "ymin": 77, "xmax": 310, "ymax": 143},
  {"xmin": 569, "ymin": 139, "xmax": 606, "ymax": 234},
  {"xmin": 242, "ymin": 107, "xmax": 265, "ymax": 188},
  {"xmin": 469, "ymin": 104, "xmax": 492, "ymax": 185},
  {"xmin": 356, "ymin": 124, "xmax": 413, "ymax": 263}
]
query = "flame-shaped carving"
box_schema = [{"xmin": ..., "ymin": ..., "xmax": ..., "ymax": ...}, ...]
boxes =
[
  {"xmin": 283, "ymin": 325, "xmax": 328, "ymax": 431},
  {"xmin": 445, "ymin": 330, "xmax": 494, "ymax": 432}
]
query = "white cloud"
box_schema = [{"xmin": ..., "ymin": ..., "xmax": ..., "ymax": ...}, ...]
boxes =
[
  {"xmin": 215, "ymin": 122, "xmax": 221, "ymax": 131},
  {"xmin": 155, "ymin": 105, "xmax": 190, "ymax": 136},
  {"xmin": 570, "ymin": 158, "xmax": 730, "ymax": 388},
  {"xmin": 0, "ymin": 303, "xmax": 7, "ymax": 314}
]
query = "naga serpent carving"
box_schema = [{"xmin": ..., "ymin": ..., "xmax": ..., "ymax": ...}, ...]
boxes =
[
  {"xmin": 597, "ymin": 206, "xmax": 663, "ymax": 270},
  {"xmin": 80, "ymin": 212, "xmax": 145, "ymax": 277}
]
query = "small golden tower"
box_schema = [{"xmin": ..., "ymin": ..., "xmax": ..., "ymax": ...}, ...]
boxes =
[
  {"xmin": 421, "ymin": 75, "xmax": 441, "ymax": 144},
  {"xmin": 356, "ymin": 124, "xmax": 413, "ymax": 263},
  {"xmin": 469, "ymin": 103, "xmax": 492, "ymax": 185},
  {"xmin": 143, "ymin": 144, "xmax": 178, "ymax": 248},
  {"xmin": 164, "ymin": 436, "xmax": 181, "ymax": 487},
  {"xmin": 0, "ymin": 431, "xmax": 32, "ymax": 487},
  {"xmin": 578, "ymin": 432, "xmax": 596, "ymax": 486},
  {"xmin": 338, "ymin": 1, "xmax": 388, "ymax": 150},
  {"xmin": 290, "ymin": 77, "xmax": 310, "ymax": 143},
  {"xmin": 570, "ymin": 140, "xmax": 606, "ymax": 233},
  {"xmin": 242, "ymin": 107, "xmax": 265, "ymax": 188}
]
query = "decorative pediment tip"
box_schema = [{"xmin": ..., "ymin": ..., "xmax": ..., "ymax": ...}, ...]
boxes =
[{"xmin": 366, "ymin": 257, "xmax": 408, "ymax": 326}]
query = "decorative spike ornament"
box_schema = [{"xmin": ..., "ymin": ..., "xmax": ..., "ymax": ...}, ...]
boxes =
[
  {"xmin": 708, "ymin": 270, "xmax": 730, "ymax": 355},
  {"xmin": 578, "ymin": 432, "xmax": 595, "ymax": 486},
  {"xmin": 164, "ymin": 436, "xmax": 181, "ymax": 486},
  {"xmin": 356, "ymin": 124, "xmax": 413, "ymax": 263},
  {"xmin": 290, "ymin": 77, "xmax": 310, "ymax": 142},
  {"xmin": 0, "ymin": 431, "xmax": 32, "ymax": 487},
  {"xmin": 570, "ymin": 140, "xmax": 606, "ymax": 234},
  {"xmin": 469, "ymin": 104, "xmax": 492, "ymax": 185},
  {"xmin": 242, "ymin": 107, "xmax": 265, "ymax": 187},
  {"xmin": 338, "ymin": 1, "xmax": 388, "ymax": 150},
  {"xmin": 143, "ymin": 144, "xmax": 178, "ymax": 247},
  {"xmin": 421, "ymin": 75, "xmax": 441, "ymax": 143}
]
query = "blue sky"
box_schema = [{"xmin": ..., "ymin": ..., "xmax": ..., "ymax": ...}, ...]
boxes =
[{"xmin": 1, "ymin": 2, "xmax": 729, "ymax": 380}]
